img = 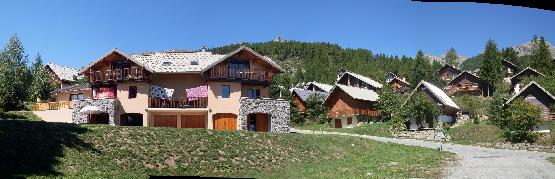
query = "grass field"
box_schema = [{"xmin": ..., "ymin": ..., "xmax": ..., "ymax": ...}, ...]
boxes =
[
  {"xmin": 547, "ymin": 157, "xmax": 555, "ymax": 165},
  {"xmin": 294, "ymin": 122, "xmax": 393, "ymax": 137},
  {"xmin": 445, "ymin": 122, "xmax": 505, "ymax": 145},
  {"xmin": 0, "ymin": 111, "xmax": 41, "ymax": 121},
  {"xmin": 0, "ymin": 120, "xmax": 454, "ymax": 178}
]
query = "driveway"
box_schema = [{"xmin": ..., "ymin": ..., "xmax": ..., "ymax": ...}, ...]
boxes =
[{"xmin": 291, "ymin": 128, "xmax": 555, "ymax": 179}]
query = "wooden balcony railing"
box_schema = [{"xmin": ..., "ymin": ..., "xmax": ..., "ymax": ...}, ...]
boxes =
[
  {"xmin": 32, "ymin": 101, "xmax": 73, "ymax": 111},
  {"xmin": 541, "ymin": 113, "xmax": 555, "ymax": 121},
  {"xmin": 328, "ymin": 109, "xmax": 381, "ymax": 118},
  {"xmin": 89, "ymin": 67, "xmax": 148, "ymax": 83},
  {"xmin": 449, "ymin": 85, "xmax": 481, "ymax": 95},
  {"xmin": 149, "ymin": 97, "xmax": 208, "ymax": 108},
  {"xmin": 208, "ymin": 66, "xmax": 274, "ymax": 81}
]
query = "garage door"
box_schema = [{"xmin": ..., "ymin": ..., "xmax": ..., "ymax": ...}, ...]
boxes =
[
  {"xmin": 181, "ymin": 115, "xmax": 206, "ymax": 128},
  {"xmin": 153, "ymin": 115, "xmax": 177, "ymax": 128},
  {"xmin": 213, "ymin": 113, "xmax": 237, "ymax": 130}
]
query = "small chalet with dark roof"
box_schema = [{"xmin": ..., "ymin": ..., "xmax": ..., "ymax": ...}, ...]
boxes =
[
  {"xmin": 447, "ymin": 71, "xmax": 485, "ymax": 96},
  {"xmin": 501, "ymin": 59, "xmax": 519, "ymax": 82},
  {"xmin": 304, "ymin": 81, "xmax": 333, "ymax": 93},
  {"xmin": 388, "ymin": 77, "xmax": 410, "ymax": 94},
  {"xmin": 510, "ymin": 67, "xmax": 545, "ymax": 94},
  {"xmin": 437, "ymin": 64, "xmax": 462, "ymax": 81},
  {"xmin": 506, "ymin": 81, "xmax": 555, "ymax": 132},
  {"xmin": 405, "ymin": 81, "xmax": 460, "ymax": 130},
  {"xmin": 291, "ymin": 88, "xmax": 329, "ymax": 113}
]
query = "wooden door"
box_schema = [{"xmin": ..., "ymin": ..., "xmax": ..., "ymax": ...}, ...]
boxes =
[
  {"xmin": 255, "ymin": 113, "xmax": 269, "ymax": 132},
  {"xmin": 334, "ymin": 119, "xmax": 342, "ymax": 128},
  {"xmin": 181, "ymin": 115, "xmax": 206, "ymax": 128},
  {"xmin": 153, "ymin": 115, "xmax": 177, "ymax": 128},
  {"xmin": 213, "ymin": 113, "xmax": 237, "ymax": 130}
]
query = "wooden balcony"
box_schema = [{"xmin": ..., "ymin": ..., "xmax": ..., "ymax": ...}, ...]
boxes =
[
  {"xmin": 328, "ymin": 108, "xmax": 381, "ymax": 118},
  {"xmin": 149, "ymin": 97, "xmax": 208, "ymax": 109},
  {"xmin": 89, "ymin": 67, "xmax": 148, "ymax": 83},
  {"xmin": 449, "ymin": 85, "xmax": 481, "ymax": 95},
  {"xmin": 541, "ymin": 113, "xmax": 555, "ymax": 121},
  {"xmin": 32, "ymin": 101, "xmax": 73, "ymax": 111},
  {"xmin": 208, "ymin": 66, "xmax": 274, "ymax": 81}
]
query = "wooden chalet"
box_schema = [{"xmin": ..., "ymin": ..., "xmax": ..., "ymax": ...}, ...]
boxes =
[
  {"xmin": 304, "ymin": 81, "xmax": 333, "ymax": 93},
  {"xmin": 510, "ymin": 67, "xmax": 545, "ymax": 94},
  {"xmin": 388, "ymin": 77, "xmax": 410, "ymax": 94},
  {"xmin": 291, "ymin": 88, "xmax": 329, "ymax": 113},
  {"xmin": 506, "ymin": 81, "xmax": 555, "ymax": 132},
  {"xmin": 405, "ymin": 81, "xmax": 460, "ymax": 130},
  {"xmin": 437, "ymin": 64, "xmax": 462, "ymax": 81},
  {"xmin": 324, "ymin": 84, "xmax": 380, "ymax": 128},
  {"xmin": 447, "ymin": 71, "xmax": 486, "ymax": 96},
  {"xmin": 501, "ymin": 59, "xmax": 519, "ymax": 82}
]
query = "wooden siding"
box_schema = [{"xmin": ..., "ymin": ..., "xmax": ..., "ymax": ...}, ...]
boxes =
[
  {"xmin": 438, "ymin": 67, "xmax": 461, "ymax": 81},
  {"xmin": 292, "ymin": 94, "xmax": 307, "ymax": 112},
  {"xmin": 326, "ymin": 89, "xmax": 380, "ymax": 118}
]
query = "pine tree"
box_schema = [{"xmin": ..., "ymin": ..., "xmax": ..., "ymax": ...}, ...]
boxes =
[
  {"xmin": 478, "ymin": 39, "xmax": 502, "ymax": 96},
  {"xmin": 530, "ymin": 36, "xmax": 554, "ymax": 76},
  {"xmin": 410, "ymin": 50, "xmax": 433, "ymax": 87},
  {"xmin": 0, "ymin": 34, "xmax": 33, "ymax": 111},
  {"xmin": 31, "ymin": 54, "xmax": 54, "ymax": 101},
  {"xmin": 444, "ymin": 47, "xmax": 459, "ymax": 67}
]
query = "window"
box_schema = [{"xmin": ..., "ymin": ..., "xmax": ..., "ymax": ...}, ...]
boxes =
[
  {"xmin": 190, "ymin": 60, "xmax": 199, "ymax": 65},
  {"xmin": 221, "ymin": 85, "xmax": 230, "ymax": 98},
  {"xmin": 247, "ymin": 89, "xmax": 255, "ymax": 98},
  {"xmin": 256, "ymin": 89, "xmax": 260, "ymax": 98},
  {"xmin": 162, "ymin": 61, "xmax": 172, "ymax": 66},
  {"xmin": 129, "ymin": 86, "xmax": 137, "ymax": 99},
  {"xmin": 69, "ymin": 93, "xmax": 84, "ymax": 101}
]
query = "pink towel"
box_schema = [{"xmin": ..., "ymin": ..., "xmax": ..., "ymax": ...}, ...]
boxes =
[{"xmin": 186, "ymin": 85, "xmax": 208, "ymax": 100}]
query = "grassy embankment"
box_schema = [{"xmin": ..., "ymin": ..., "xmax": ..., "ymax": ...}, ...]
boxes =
[{"xmin": 0, "ymin": 120, "xmax": 454, "ymax": 178}]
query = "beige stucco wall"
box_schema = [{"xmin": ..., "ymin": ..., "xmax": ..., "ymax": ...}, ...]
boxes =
[
  {"xmin": 240, "ymin": 84, "xmax": 270, "ymax": 98},
  {"xmin": 331, "ymin": 116, "xmax": 359, "ymax": 128},
  {"xmin": 117, "ymin": 82, "xmax": 149, "ymax": 126},
  {"xmin": 55, "ymin": 89, "xmax": 93, "ymax": 102},
  {"xmin": 150, "ymin": 74, "xmax": 206, "ymax": 98},
  {"xmin": 207, "ymin": 81, "xmax": 242, "ymax": 129}
]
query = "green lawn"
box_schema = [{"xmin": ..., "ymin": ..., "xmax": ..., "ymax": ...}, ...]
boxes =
[
  {"xmin": 0, "ymin": 111, "xmax": 41, "ymax": 121},
  {"xmin": 0, "ymin": 120, "xmax": 454, "ymax": 178},
  {"xmin": 295, "ymin": 123, "xmax": 393, "ymax": 137},
  {"xmin": 547, "ymin": 157, "xmax": 555, "ymax": 165},
  {"xmin": 445, "ymin": 122, "xmax": 505, "ymax": 145}
]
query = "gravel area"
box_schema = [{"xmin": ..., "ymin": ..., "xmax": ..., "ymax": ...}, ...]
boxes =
[{"xmin": 292, "ymin": 128, "xmax": 555, "ymax": 179}]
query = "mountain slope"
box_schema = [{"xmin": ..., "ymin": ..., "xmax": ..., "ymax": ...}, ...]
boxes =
[{"xmin": 513, "ymin": 40, "xmax": 555, "ymax": 56}]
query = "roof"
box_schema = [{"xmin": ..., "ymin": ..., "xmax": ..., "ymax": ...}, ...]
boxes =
[
  {"xmin": 448, "ymin": 71, "xmax": 480, "ymax": 84},
  {"xmin": 45, "ymin": 63, "xmax": 80, "ymax": 82},
  {"xmin": 437, "ymin": 64, "xmax": 461, "ymax": 74},
  {"xmin": 292, "ymin": 88, "xmax": 329, "ymax": 102},
  {"xmin": 132, "ymin": 50, "xmax": 224, "ymax": 73},
  {"xmin": 338, "ymin": 72, "xmax": 383, "ymax": 89},
  {"xmin": 510, "ymin": 67, "xmax": 545, "ymax": 81},
  {"xmin": 200, "ymin": 46, "xmax": 284, "ymax": 73},
  {"xmin": 53, "ymin": 83, "xmax": 90, "ymax": 93},
  {"xmin": 305, "ymin": 81, "xmax": 333, "ymax": 93},
  {"xmin": 410, "ymin": 81, "xmax": 460, "ymax": 110},
  {"xmin": 388, "ymin": 77, "xmax": 410, "ymax": 85},
  {"xmin": 79, "ymin": 48, "xmax": 154, "ymax": 74},
  {"xmin": 327, "ymin": 84, "xmax": 379, "ymax": 102},
  {"xmin": 501, "ymin": 59, "xmax": 518, "ymax": 69},
  {"xmin": 506, "ymin": 81, "xmax": 555, "ymax": 104}
]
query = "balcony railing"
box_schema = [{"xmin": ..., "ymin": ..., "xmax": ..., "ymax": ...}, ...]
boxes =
[
  {"xmin": 541, "ymin": 113, "xmax": 555, "ymax": 121},
  {"xmin": 208, "ymin": 66, "xmax": 274, "ymax": 81},
  {"xmin": 32, "ymin": 101, "xmax": 73, "ymax": 111},
  {"xmin": 149, "ymin": 97, "xmax": 208, "ymax": 108},
  {"xmin": 89, "ymin": 67, "xmax": 148, "ymax": 83},
  {"xmin": 328, "ymin": 109, "xmax": 381, "ymax": 118}
]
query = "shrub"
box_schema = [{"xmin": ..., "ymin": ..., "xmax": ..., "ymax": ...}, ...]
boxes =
[{"xmin": 501, "ymin": 98, "xmax": 543, "ymax": 143}]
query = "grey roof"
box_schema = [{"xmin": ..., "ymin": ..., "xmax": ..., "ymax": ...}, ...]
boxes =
[
  {"xmin": 388, "ymin": 77, "xmax": 410, "ymax": 85},
  {"xmin": 408, "ymin": 81, "xmax": 459, "ymax": 110},
  {"xmin": 200, "ymin": 46, "xmax": 284, "ymax": 73},
  {"xmin": 448, "ymin": 71, "xmax": 479, "ymax": 84},
  {"xmin": 304, "ymin": 81, "xmax": 333, "ymax": 93},
  {"xmin": 53, "ymin": 83, "xmax": 90, "ymax": 94},
  {"xmin": 79, "ymin": 48, "xmax": 154, "ymax": 74},
  {"xmin": 510, "ymin": 67, "xmax": 545, "ymax": 80},
  {"xmin": 506, "ymin": 81, "xmax": 555, "ymax": 104},
  {"xmin": 292, "ymin": 88, "xmax": 329, "ymax": 102},
  {"xmin": 46, "ymin": 63, "xmax": 79, "ymax": 82},
  {"xmin": 328, "ymin": 84, "xmax": 379, "ymax": 102},
  {"xmin": 338, "ymin": 72, "xmax": 383, "ymax": 89}
]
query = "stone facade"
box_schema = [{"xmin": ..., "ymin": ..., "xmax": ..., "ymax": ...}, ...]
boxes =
[
  {"xmin": 238, "ymin": 97, "xmax": 290, "ymax": 133},
  {"xmin": 72, "ymin": 99, "xmax": 122, "ymax": 125}
]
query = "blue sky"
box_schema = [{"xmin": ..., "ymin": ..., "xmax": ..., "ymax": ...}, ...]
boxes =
[{"xmin": 0, "ymin": 0, "xmax": 554, "ymax": 68}]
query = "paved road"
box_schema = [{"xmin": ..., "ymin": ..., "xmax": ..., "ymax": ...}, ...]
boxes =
[{"xmin": 291, "ymin": 128, "xmax": 555, "ymax": 179}]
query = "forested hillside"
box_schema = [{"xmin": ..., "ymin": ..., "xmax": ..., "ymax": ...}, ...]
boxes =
[{"xmin": 210, "ymin": 41, "xmax": 417, "ymax": 97}]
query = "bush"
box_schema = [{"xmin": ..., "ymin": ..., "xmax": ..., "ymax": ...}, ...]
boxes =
[{"xmin": 501, "ymin": 98, "xmax": 543, "ymax": 143}]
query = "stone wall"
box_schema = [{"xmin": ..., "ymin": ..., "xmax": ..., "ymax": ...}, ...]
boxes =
[
  {"xmin": 72, "ymin": 99, "xmax": 122, "ymax": 125},
  {"xmin": 238, "ymin": 97, "xmax": 290, "ymax": 133}
]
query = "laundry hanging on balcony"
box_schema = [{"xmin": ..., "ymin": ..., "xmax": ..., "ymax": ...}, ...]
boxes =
[
  {"xmin": 186, "ymin": 85, "xmax": 208, "ymax": 101},
  {"xmin": 149, "ymin": 85, "xmax": 175, "ymax": 98}
]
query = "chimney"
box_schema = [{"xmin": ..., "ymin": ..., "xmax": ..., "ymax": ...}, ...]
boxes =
[
  {"xmin": 337, "ymin": 68, "xmax": 347, "ymax": 80},
  {"xmin": 201, "ymin": 46, "xmax": 206, "ymax": 52}
]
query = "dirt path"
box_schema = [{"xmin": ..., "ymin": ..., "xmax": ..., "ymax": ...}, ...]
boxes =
[{"xmin": 291, "ymin": 128, "xmax": 555, "ymax": 179}]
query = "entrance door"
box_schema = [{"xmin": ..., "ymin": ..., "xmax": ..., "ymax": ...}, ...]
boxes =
[
  {"xmin": 247, "ymin": 113, "xmax": 269, "ymax": 132},
  {"xmin": 181, "ymin": 115, "xmax": 206, "ymax": 128},
  {"xmin": 213, "ymin": 113, "xmax": 237, "ymax": 130},
  {"xmin": 334, "ymin": 119, "xmax": 342, "ymax": 128},
  {"xmin": 153, "ymin": 115, "xmax": 177, "ymax": 128}
]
